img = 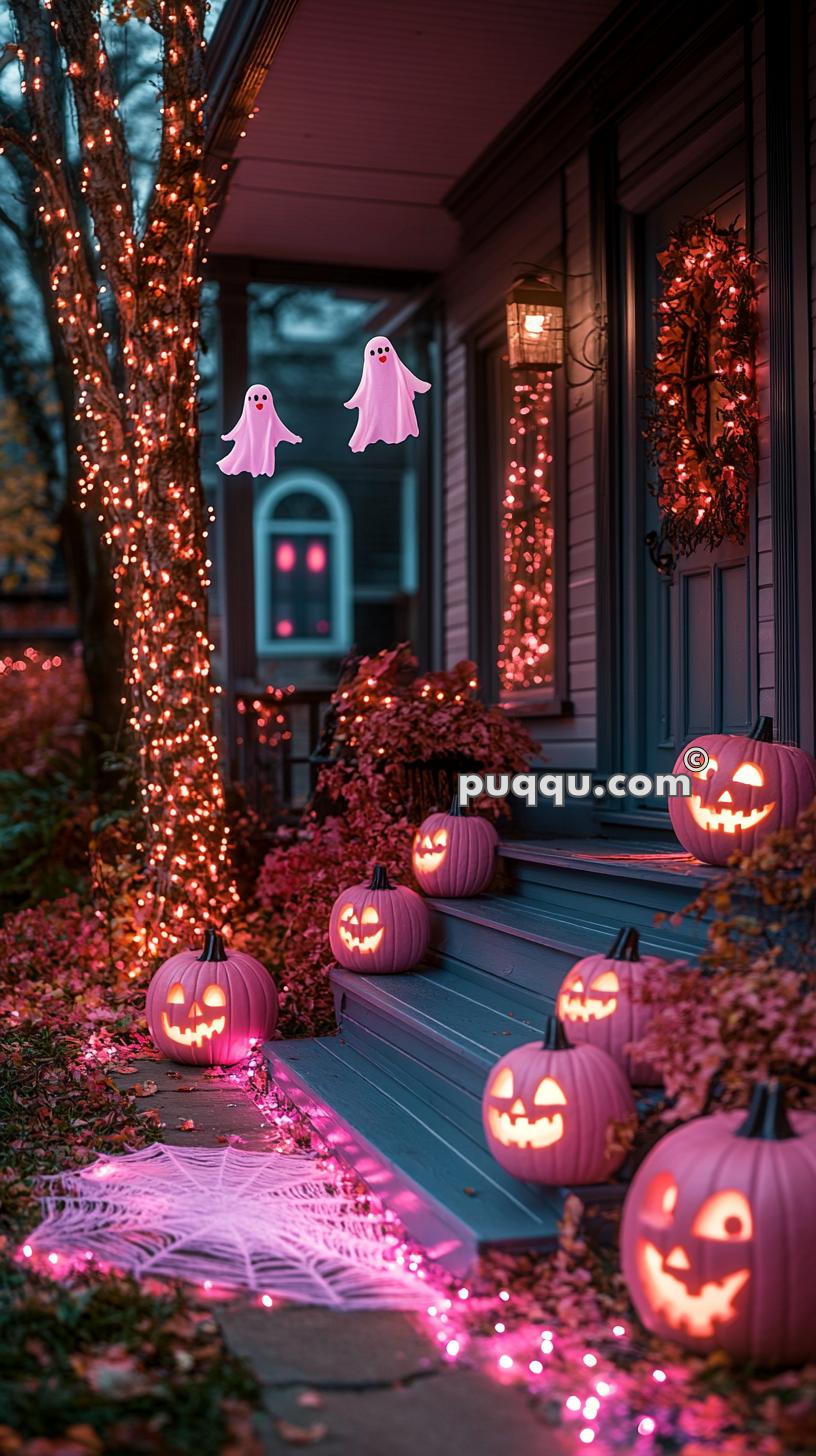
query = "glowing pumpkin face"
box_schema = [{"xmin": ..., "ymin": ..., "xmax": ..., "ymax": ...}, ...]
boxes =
[
  {"xmin": 556, "ymin": 928, "xmax": 673, "ymax": 1087},
  {"xmin": 559, "ymin": 967, "xmax": 619, "ymax": 1023},
  {"xmin": 633, "ymin": 1173, "xmax": 753, "ymax": 1339},
  {"xmin": 621, "ymin": 1083, "xmax": 816, "ymax": 1364},
  {"xmin": 336, "ymin": 903, "xmax": 384, "ymax": 956},
  {"xmin": 669, "ymin": 718, "xmax": 816, "ymax": 865},
  {"xmin": 413, "ymin": 827, "xmax": 448, "ymax": 876},
  {"xmin": 412, "ymin": 796, "xmax": 498, "ymax": 898},
  {"xmin": 329, "ymin": 865, "xmax": 429, "ymax": 974},
  {"xmin": 146, "ymin": 930, "xmax": 278, "ymax": 1067},
  {"xmin": 485, "ymin": 1064, "xmax": 566, "ymax": 1150},
  {"xmin": 162, "ymin": 980, "xmax": 228, "ymax": 1049},
  {"xmin": 481, "ymin": 1018, "xmax": 635, "ymax": 1185}
]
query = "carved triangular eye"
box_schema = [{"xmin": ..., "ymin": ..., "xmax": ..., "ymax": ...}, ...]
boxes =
[
  {"xmin": 641, "ymin": 1171, "xmax": 678, "ymax": 1226},
  {"xmin": 490, "ymin": 1066, "xmax": 514, "ymax": 1098},
  {"xmin": 732, "ymin": 761, "xmax": 763, "ymax": 787},
  {"xmin": 534, "ymin": 1076, "xmax": 567, "ymax": 1106},
  {"xmin": 593, "ymin": 971, "xmax": 620, "ymax": 993},
  {"xmin": 695, "ymin": 755, "xmax": 718, "ymax": 781}
]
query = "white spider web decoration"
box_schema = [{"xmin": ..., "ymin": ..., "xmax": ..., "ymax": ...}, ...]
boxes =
[{"xmin": 30, "ymin": 1144, "xmax": 432, "ymax": 1309}]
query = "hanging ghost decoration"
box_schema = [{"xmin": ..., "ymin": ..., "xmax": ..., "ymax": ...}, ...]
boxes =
[
  {"xmin": 218, "ymin": 384, "xmax": 302, "ymax": 478},
  {"xmin": 345, "ymin": 337, "xmax": 431, "ymax": 452}
]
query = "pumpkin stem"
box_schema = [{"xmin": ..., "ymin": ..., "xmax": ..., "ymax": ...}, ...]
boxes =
[
  {"xmin": 448, "ymin": 793, "xmax": 463, "ymax": 816},
  {"xmin": 541, "ymin": 1015, "xmax": 572, "ymax": 1051},
  {"xmin": 735, "ymin": 1080, "xmax": 797, "ymax": 1140},
  {"xmin": 606, "ymin": 926, "xmax": 640, "ymax": 961},
  {"xmin": 748, "ymin": 716, "xmax": 774, "ymax": 742},
  {"xmin": 369, "ymin": 864, "xmax": 392, "ymax": 891},
  {"xmin": 198, "ymin": 927, "xmax": 228, "ymax": 962}
]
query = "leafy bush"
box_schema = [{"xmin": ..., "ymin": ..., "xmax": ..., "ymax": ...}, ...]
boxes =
[
  {"xmin": 248, "ymin": 645, "xmax": 535, "ymax": 1036},
  {"xmin": 633, "ymin": 803, "xmax": 816, "ymax": 1118},
  {"xmin": 0, "ymin": 648, "xmax": 86, "ymax": 775}
]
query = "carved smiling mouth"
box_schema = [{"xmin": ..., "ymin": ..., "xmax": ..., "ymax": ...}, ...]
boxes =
[
  {"xmin": 161, "ymin": 1012, "xmax": 226, "ymax": 1048},
  {"xmin": 688, "ymin": 796, "xmax": 774, "ymax": 834},
  {"xmin": 637, "ymin": 1240, "xmax": 749, "ymax": 1338},
  {"xmin": 487, "ymin": 1107, "xmax": 564, "ymax": 1150},
  {"xmin": 338, "ymin": 925, "xmax": 384, "ymax": 955},
  {"xmin": 558, "ymin": 993, "xmax": 617, "ymax": 1023}
]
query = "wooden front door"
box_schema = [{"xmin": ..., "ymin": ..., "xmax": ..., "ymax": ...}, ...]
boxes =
[{"xmin": 618, "ymin": 156, "xmax": 754, "ymax": 815}]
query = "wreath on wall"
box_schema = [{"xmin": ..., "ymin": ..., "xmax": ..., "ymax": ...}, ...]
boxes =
[{"xmin": 643, "ymin": 215, "xmax": 759, "ymax": 564}]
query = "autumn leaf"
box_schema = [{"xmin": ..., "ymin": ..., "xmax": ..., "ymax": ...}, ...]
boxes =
[
  {"xmin": 128, "ymin": 1081, "xmax": 158, "ymax": 1097},
  {"xmin": 177, "ymin": 1118, "xmax": 196, "ymax": 1132},
  {"xmin": 275, "ymin": 1421, "xmax": 329, "ymax": 1447}
]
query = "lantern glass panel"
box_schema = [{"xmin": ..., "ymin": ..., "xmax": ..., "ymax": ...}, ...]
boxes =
[{"xmin": 506, "ymin": 283, "xmax": 564, "ymax": 369}]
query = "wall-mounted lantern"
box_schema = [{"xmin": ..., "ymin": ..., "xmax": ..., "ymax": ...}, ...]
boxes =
[{"xmin": 505, "ymin": 275, "xmax": 565, "ymax": 370}]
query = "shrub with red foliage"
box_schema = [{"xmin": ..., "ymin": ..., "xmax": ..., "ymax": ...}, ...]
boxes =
[
  {"xmin": 249, "ymin": 646, "xmax": 535, "ymax": 1036},
  {"xmin": 0, "ymin": 647, "xmax": 86, "ymax": 774},
  {"xmin": 632, "ymin": 801, "xmax": 816, "ymax": 1119}
]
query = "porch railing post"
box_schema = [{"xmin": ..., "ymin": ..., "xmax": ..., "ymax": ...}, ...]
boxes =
[{"xmin": 215, "ymin": 269, "xmax": 256, "ymax": 778}]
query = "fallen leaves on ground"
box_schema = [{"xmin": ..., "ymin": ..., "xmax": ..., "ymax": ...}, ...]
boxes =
[
  {"xmin": 0, "ymin": 900, "xmax": 263, "ymax": 1456},
  {"xmin": 275, "ymin": 1419, "xmax": 329, "ymax": 1446}
]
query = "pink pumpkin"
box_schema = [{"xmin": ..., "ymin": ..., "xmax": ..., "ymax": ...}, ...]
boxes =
[
  {"xmin": 412, "ymin": 794, "xmax": 498, "ymax": 897},
  {"xmin": 556, "ymin": 927, "xmax": 669, "ymax": 1086},
  {"xmin": 146, "ymin": 928, "xmax": 277, "ymax": 1066},
  {"xmin": 329, "ymin": 864, "xmax": 429, "ymax": 973},
  {"xmin": 669, "ymin": 716, "xmax": 816, "ymax": 865},
  {"xmin": 482, "ymin": 1016, "xmax": 635, "ymax": 1185},
  {"xmin": 621, "ymin": 1081, "xmax": 816, "ymax": 1364}
]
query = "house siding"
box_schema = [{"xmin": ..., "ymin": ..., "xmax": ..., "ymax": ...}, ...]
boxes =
[{"xmin": 439, "ymin": 9, "xmax": 789, "ymax": 770}]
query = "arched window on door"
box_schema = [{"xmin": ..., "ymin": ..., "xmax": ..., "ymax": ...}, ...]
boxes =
[{"xmin": 254, "ymin": 472, "xmax": 352, "ymax": 655}]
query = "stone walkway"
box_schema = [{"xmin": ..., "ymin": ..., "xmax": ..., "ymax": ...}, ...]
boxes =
[{"xmin": 113, "ymin": 1060, "xmax": 556, "ymax": 1455}]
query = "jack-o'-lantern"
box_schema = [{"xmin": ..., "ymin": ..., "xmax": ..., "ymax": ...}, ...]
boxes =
[
  {"xmin": 556, "ymin": 927, "xmax": 670, "ymax": 1086},
  {"xmin": 669, "ymin": 717, "xmax": 816, "ymax": 865},
  {"xmin": 482, "ymin": 1016, "xmax": 635, "ymax": 1185},
  {"xmin": 329, "ymin": 864, "xmax": 429, "ymax": 973},
  {"xmin": 412, "ymin": 795, "xmax": 498, "ymax": 897},
  {"xmin": 146, "ymin": 928, "xmax": 278, "ymax": 1066},
  {"xmin": 621, "ymin": 1081, "xmax": 816, "ymax": 1364}
]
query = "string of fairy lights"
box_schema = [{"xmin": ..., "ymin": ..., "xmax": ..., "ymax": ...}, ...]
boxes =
[
  {"xmin": 497, "ymin": 369, "xmax": 555, "ymax": 693},
  {"xmin": 1, "ymin": 0, "xmax": 238, "ymax": 961}
]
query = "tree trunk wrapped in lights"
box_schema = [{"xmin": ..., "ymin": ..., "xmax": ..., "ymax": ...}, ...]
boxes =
[{"xmin": 1, "ymin": 0, "xmax": 237, "ymax": 960}]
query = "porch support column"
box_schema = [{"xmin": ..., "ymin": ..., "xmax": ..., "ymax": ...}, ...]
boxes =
[
  {"xmin": 764, "ymin": 0, "xmax": 814, "ymax": 747},
  {"xmin": 215, "ymin": 269, "xmax": 256, "ymax": 777}
]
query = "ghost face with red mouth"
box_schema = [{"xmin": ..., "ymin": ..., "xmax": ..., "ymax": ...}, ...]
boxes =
[
  {"xmin": 344, "ymin": 336, "xmax": 431, "ymax": 452},
  {"xmin": 218, "ymin": 383, "xmax": 302, "ymax": 478}
]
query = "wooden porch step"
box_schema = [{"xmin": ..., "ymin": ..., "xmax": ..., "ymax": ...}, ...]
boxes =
[
  {"xmin": 331, "ymin": 962, "xmax": 549, "ymax": 1102},
  {"xmin": 267, "ymin": 1031, "xmax": 564, "ymax": 1276},
  {"xmin": 266, "ymin": 843, "xmax": 712, "ymax": 1272},
  {"xmin": 496, "ymin": 839, "xmax": 715, "ymax": 958}
]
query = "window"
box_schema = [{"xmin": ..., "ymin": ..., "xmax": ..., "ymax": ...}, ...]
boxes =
[
  {"xmin": 497, "ymin": 367, "xmax": 556, "ymax": 696},
  {"xmin": 254, "ymin": 473, "xmax": 352, "ymax": 655}
]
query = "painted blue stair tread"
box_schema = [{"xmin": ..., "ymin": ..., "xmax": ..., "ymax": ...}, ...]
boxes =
[
  {"xmin": 428, "ymin": 892, "xmax": 690, "ymax": 960},
  {"xmin": 335, "ymin": 962, "xmax": 546, "ymax": 1053},
  {"xmin": 499, "ymin": 838, "xmax": 717, "ymax": 888},
  {"xmin": 268, "ymin": 1033, "xmax": 563, "ymax": 1272}
]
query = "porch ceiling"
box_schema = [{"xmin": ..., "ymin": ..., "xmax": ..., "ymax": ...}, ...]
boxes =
[{"xmin": 208, "ymin": 0, "xmax": 614, "ymax": 274}]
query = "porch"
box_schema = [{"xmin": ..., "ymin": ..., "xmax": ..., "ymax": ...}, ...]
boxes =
[{"xmin": 204, "ymin": 0, "xmax": 814, "ymax": 1263}]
